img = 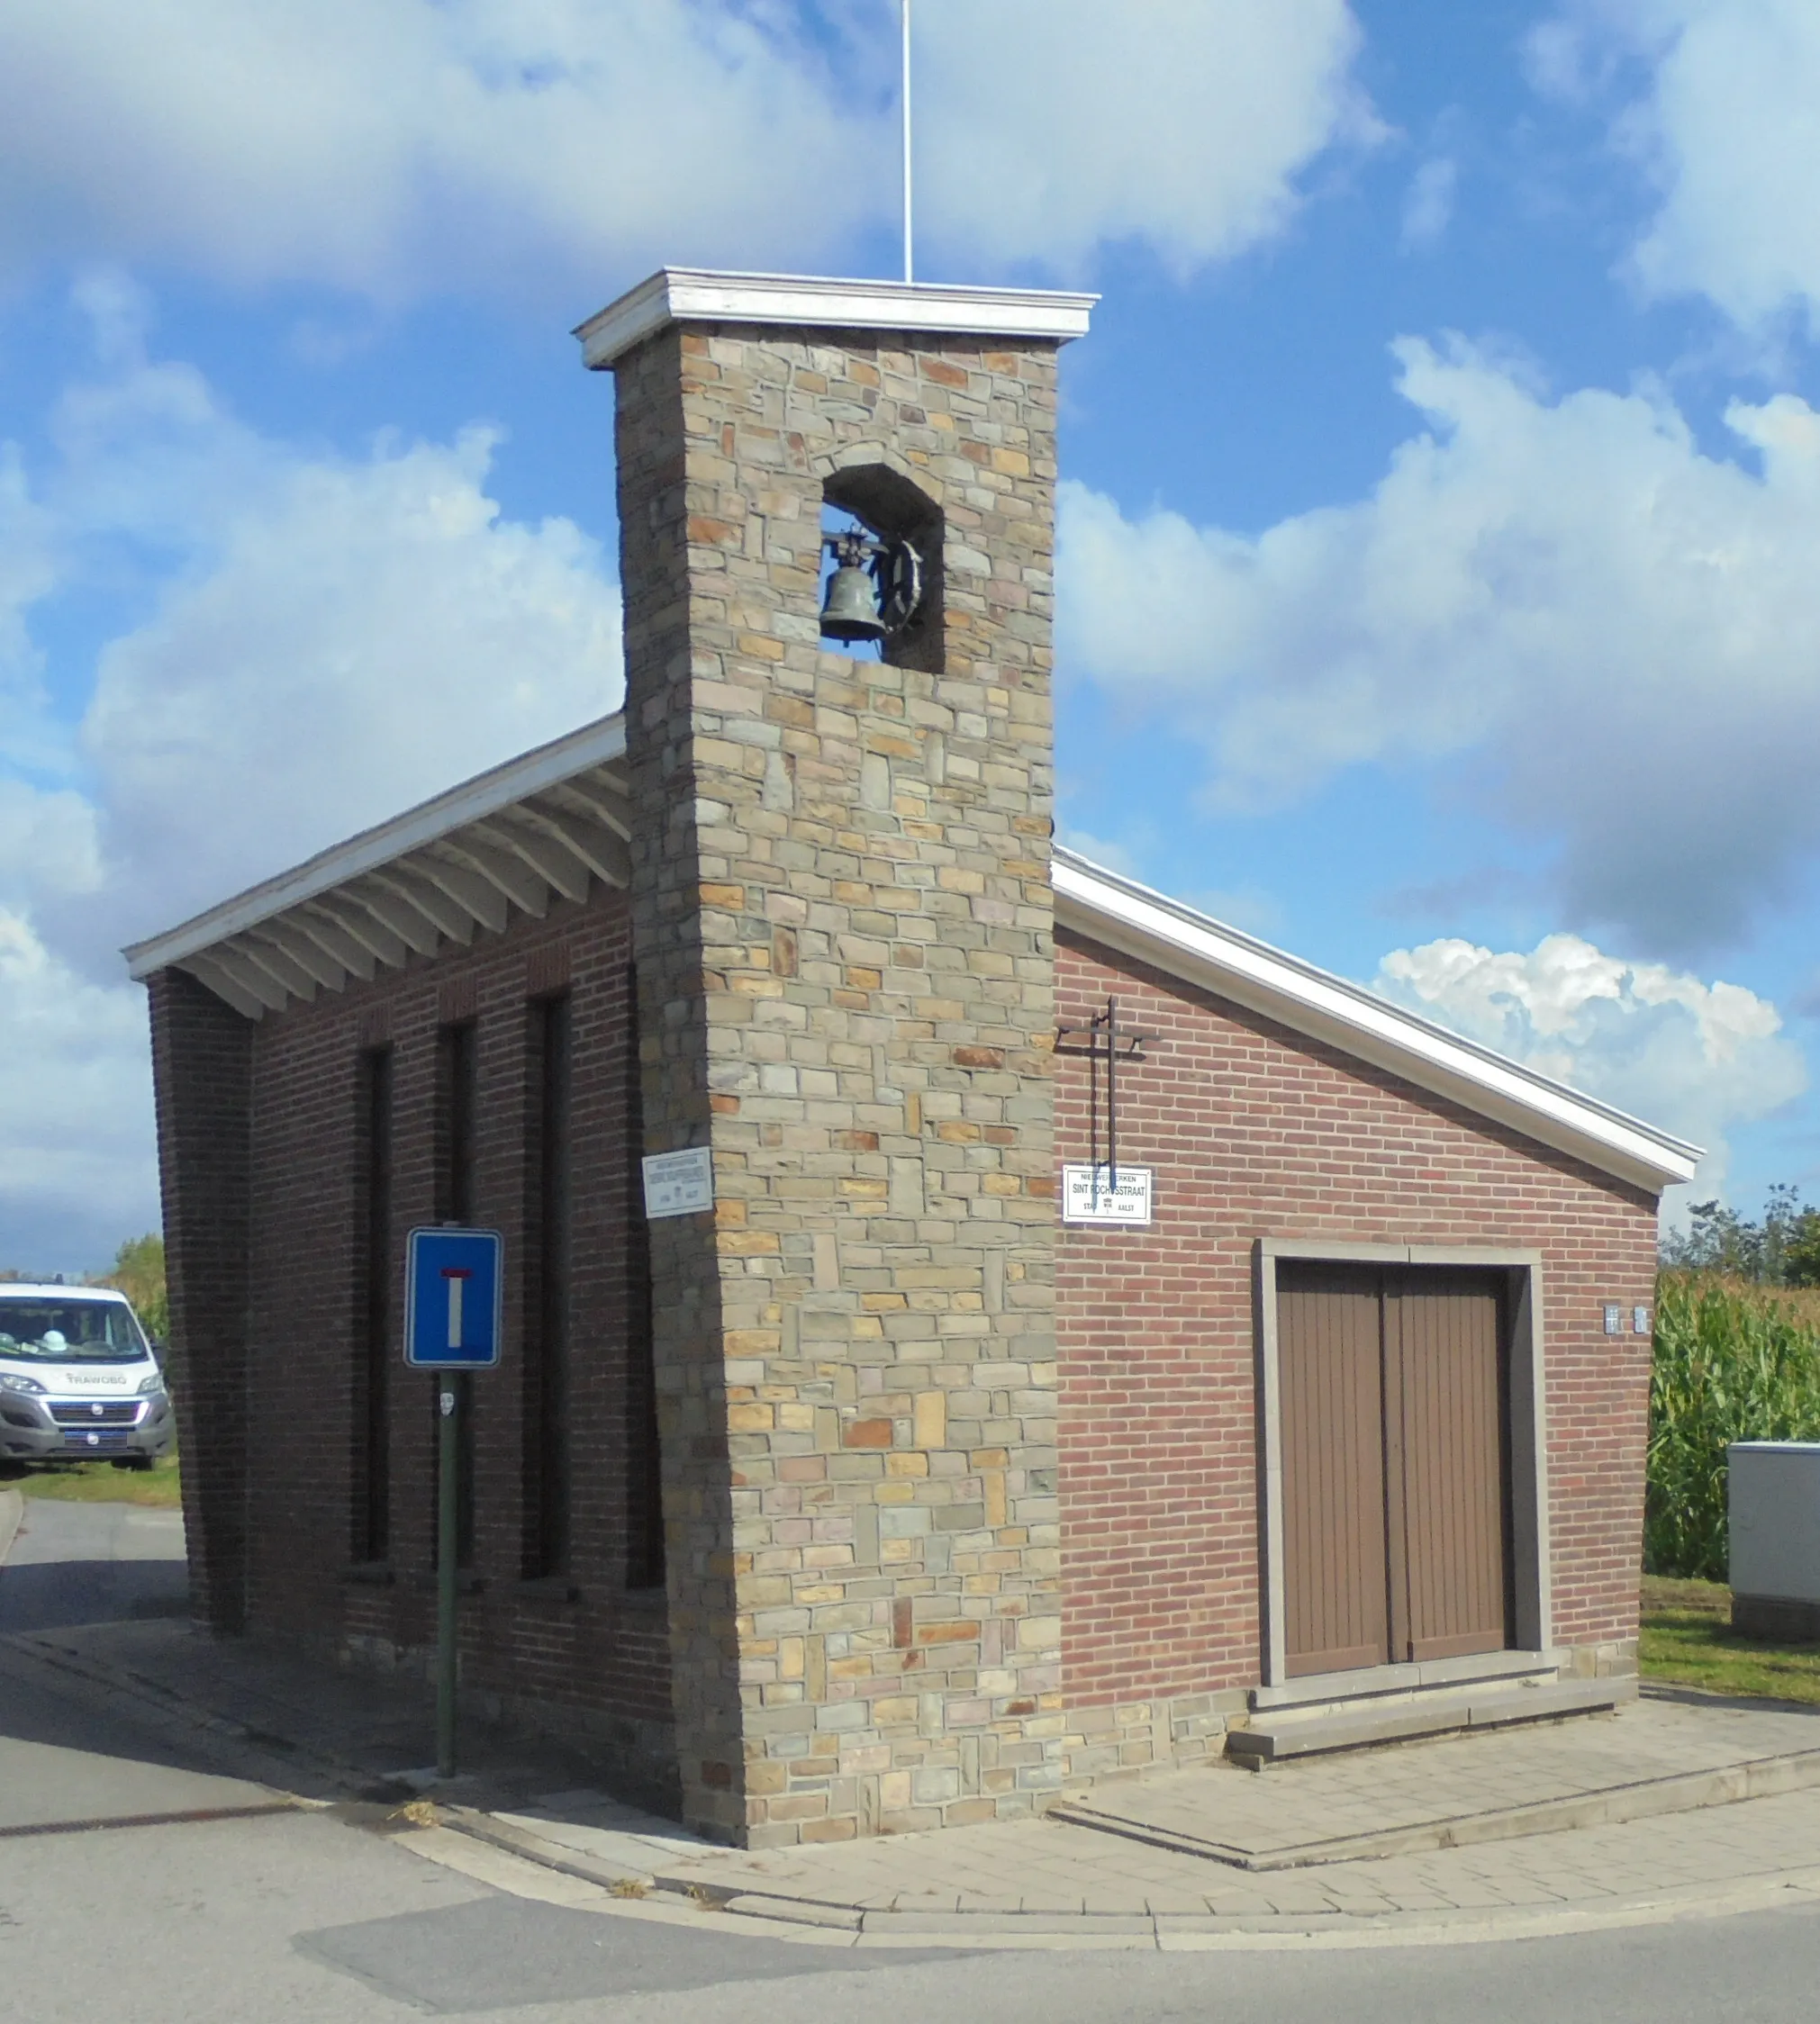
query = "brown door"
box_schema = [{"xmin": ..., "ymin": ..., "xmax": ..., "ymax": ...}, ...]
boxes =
[
  {"xmin": 1278, "ymin": 1263, "xmax": 1512, "ymax": 1678},
  {"xmin": 1278, "ymin": 1266, "xmax": 1390, "ymax": 1676}
]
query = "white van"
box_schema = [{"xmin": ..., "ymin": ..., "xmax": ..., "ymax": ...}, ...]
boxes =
[{"xmin": 0, "ymin": 1284, "xmax": 175, "ymax": 1470}]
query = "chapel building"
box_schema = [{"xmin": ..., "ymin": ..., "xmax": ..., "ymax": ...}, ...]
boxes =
[{"xmin": 129, "ymin": 272, "xmax": 1695, "ymax": 1846}]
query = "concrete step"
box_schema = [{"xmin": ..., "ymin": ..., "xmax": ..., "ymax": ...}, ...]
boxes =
[
  {"xmin": 1225, "ymin": 1675, "xmax": 1633, "ymax": 1766},
  {"xmin": 1053, "ymin": 1689, "xmax": 1820, "ymax": 1872}
]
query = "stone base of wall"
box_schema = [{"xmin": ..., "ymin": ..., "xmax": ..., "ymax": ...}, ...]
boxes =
[
  {"xmin": 1058, "ymin": 1687, "xmax": 1250, "ymax": 1794},
  {"xmin": 242, "ymin": 1624, "xmax": 682, "ymax": 1819},
  {"xmin": 743, "ymin": 1726, "xmax": 1073, "ymax": 1851},
  {"xmin": 1562, "ymin": 1638, "xmax": 1640, "ymax": 1680}
]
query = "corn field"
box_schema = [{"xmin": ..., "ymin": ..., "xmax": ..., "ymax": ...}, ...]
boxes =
[{"xmin": 1646, "ymin": 1272, "xmax": 1820, "ymax": 1578}]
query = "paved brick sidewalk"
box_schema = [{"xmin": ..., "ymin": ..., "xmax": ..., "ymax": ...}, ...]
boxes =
[
  {"xmin": 638, "ymin": 1783, "xmax": 1820, "ymax": 1935},
  {"xmin": 627, "ymin": 1694, "xmax": 1820, "ymax": 1936},
  {"xmin": 14, "ymin": 1614, "xmax": 1820, "ymax": 1945}
]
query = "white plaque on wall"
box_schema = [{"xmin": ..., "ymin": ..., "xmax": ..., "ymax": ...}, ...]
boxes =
[
  {"xmin": 1061, "ymin": 1163, "xmax": 1154, "ymax": 1226},
  {"xmin": 642, "ymin": 1146, "xmax": 715, "ymax": 1220}
]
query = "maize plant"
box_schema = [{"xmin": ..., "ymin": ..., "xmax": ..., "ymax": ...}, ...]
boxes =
[{"xmin": 1646, "ymin": 1272, "xmax": 1820, "ymax": 1579}]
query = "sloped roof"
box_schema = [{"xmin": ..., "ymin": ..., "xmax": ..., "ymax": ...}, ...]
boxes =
[
  {"xmin": 122, "ymin": 716, "xmax": 630, "ymax": 1019},
  {"xmin": 1054, "ymin": 851, "xmax": 1698, "ymax": 1193},
  {"xmin": 122, "ymin": 720, "xmax": 1698, "ymax": 1192}
]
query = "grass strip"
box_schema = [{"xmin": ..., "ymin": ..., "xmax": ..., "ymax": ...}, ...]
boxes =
[
  {"xmin": 0, "ymin": 1453, "xmax": 183, "ymax": 1508},
  {"xmin": 1641, "ymin": 1573, "xmax": 1820, "ymax": 1705}
]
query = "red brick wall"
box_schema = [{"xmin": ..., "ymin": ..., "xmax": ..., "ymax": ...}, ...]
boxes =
[
  {"xmin": 1055, "ymin": 930, "xmax": 1660, "ymax": 1712},
  {"xmin": 197, "ymin": 885, "xmax": 673, "ymax": 1792}
]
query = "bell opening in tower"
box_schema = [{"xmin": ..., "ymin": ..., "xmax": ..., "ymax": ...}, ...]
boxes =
[{"xmin": 817, "ymin": 464, "xmax": 946, "ymax": 674}]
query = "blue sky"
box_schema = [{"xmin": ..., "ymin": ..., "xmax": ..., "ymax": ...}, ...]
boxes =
[{"xmin": 4, "ymin": 0, "xmax": 1820, "ymax": 1270}]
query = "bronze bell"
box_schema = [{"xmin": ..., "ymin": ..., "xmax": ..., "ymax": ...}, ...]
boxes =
[{"xmin": 819, "ymin": 531, "xmax": 887, "ymax": 645}]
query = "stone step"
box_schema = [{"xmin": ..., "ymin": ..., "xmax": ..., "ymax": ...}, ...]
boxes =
[
  {"xmin": 1226, "ymin": 1674, "xmax": 1634, "ymax": 1767},
  {"xmin": 1054, "ymin": 1696, "xmax": 1820, "ymax": 1872}
]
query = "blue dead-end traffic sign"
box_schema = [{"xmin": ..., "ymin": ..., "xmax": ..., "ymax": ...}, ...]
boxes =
[{"xmin": 404, "ymin": 1226, "xmax": 503, "ymax": 1369}]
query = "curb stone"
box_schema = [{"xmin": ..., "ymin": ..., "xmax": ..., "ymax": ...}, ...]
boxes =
[
  {"xmin": 0, "ymin": 1487, "xmax": 23, "ymax": 1568},
  {"xmin": 419, "ymin": 1805, "xmax": 1820, "ymax": 1951},
  {"xmin": 443, "ymin": 1806, "xmax": 658, "ymax": 1893}
]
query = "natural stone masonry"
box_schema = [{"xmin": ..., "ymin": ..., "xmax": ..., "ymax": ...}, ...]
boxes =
[{"xmin": 609, "ymin": 318, "xmax": 1066, "ymax": 1847}]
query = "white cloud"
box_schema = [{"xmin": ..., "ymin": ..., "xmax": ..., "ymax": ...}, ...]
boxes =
[
  {"xmin": 0, "ymin": 782, "xmax": 103, "ymax": 913},
  {"xmin": 1399, "ymin": 158, "xmax": 1458, "ymax": 252},
  {"xmin": 1535, "ymin": 0, "xmax": 1820, "ymax": 331},
  {"xmin": 80, "ymin": 422, "xmax": 623, "ymax": 952},
  {"xmin": 1058, "ymin": 338, "xmax": 1820, "ymax": 954},
  {"xmin": 0, "ymin": 441, "xmax": 61, "ymax": 764},
  {"xmin": 0, "ymin": 301, "xmax": 626, "ymax": 1265},
  {"xmin": 917, "ymin": 0, "xmax": 1379, "ymax": 278},
  {"xmin": 1375, "ymin": 931, "xmax": 1806, "ymax": 1207},
  {"xmin": 0, "ymin": 301, "xmax": 625, "ymax": 956},
  {"xmin": 0, "ymin": 909, "xmax": 156, "ymax": 1275},
  {"xmin": 0, "ymin": 0, "xmax": 1374, "ymax": 302},
  {"xmin": 0, "ymin": 1, "xmax": 870, "ymax": 299}
]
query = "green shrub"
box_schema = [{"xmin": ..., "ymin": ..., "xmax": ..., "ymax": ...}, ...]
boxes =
[
  {"xmin": 1647, "ymin": 1272, "xmax": 1820, "ymax": 1579},
  {"xmin": 91, "ymin": 1233, "xmax": 168, "ymax": 1344}
]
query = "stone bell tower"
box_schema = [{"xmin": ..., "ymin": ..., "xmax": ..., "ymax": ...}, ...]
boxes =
[{"xmin": 578, "ymin": 270, "xmax": 1094, "ymax": 1846}]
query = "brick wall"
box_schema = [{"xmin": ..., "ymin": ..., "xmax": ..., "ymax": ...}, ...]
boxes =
[
  {"xmin": 166, "ymin": 884, "xmax": 675, "ymax": 1799},
  {"xmin": 1055, "ymin": 930, "xmax": 1660, "ymax": 1713},
  {"xmin": 149, "ymin": 968, "xmax": 254, "ymax": 1632}
]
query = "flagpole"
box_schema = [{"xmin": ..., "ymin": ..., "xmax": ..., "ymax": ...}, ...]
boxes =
[{"xmin": 901, "ymin": 0, "xmax": 914, "ymax": 284}]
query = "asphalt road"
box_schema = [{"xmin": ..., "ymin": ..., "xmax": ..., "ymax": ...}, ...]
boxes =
[
  {"xmin": 0, "ymin": 1492, "xmax": 190, "ymax": 1633},
  {"xmin": 0, "ymin": 1495, "xmax": 277, "ymax": 1835},
  {"xmin": 2, "ymin": 1500, "xmax": 1817, "ymax": 2020},
  {"xmin": 3, "ymin": 1811, "xmax": 1818, "ymax": 2024}
]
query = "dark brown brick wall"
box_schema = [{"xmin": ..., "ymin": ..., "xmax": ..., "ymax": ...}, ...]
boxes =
[
  {"xmin": 156, "ymin": 885, "xmax": 675, "ymax": 1796},
  {"xmin": 1055, "ymin": 930, "xmax": 1660, "ymax": 1711},
  {"xmin": 149, "ymin": 967, "xmax": 254, "ymax": 1632}
]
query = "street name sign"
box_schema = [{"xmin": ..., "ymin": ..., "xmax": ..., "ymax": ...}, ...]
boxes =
[
  {"xmin": 404, "ymin": 1226, "xmax": 503, "ymax": 1369},
  {"xmin": 642, "ymin": 1145, "xmax": 715, "ymax": 1219},
  {"xmin": 1060, "ymin": 1163, "xmax": 1154, "ymax": 1226}
]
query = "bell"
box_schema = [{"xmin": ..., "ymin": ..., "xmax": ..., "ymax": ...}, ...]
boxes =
[{"xmin": 819, "ymin": 557, "xmax": 887, "ymax": 645}]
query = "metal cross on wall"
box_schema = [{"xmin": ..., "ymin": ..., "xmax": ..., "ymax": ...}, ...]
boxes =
[{"xmin": 1054, "ymin": 996, "xmax": 1157, "ymax": 1188}]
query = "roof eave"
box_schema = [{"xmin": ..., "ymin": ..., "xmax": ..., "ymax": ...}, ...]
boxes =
[
  {"xmin": 123, "ymin": 713, "xmax": 628, "ymax": 984},
  {"xmin": 1053, "ymin": 853, "xmax": 1700, "ymax": 1197}
]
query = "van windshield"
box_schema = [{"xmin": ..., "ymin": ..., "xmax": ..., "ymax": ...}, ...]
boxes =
[{"xmin": 0, "ymin": 1300, "xmax": 148, "ymax": 1364}]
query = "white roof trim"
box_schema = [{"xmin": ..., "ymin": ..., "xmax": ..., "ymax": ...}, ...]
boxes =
[
  {"xmin": 1053, "ymin": 849, "xmax": 1700, "ymax": 1195},
  {"xmin": 124, "ymin": 714, "xmax": 629, "ymax": 1014},
  {"xmin": 575, "ymin": 267, "xmax": 1097, "ymax": 370}
]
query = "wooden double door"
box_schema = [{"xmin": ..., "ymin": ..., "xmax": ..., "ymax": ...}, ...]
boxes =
[{"xmin": 1278, "ymin": 1262, "xmax": 1515, "ymax": 1678}]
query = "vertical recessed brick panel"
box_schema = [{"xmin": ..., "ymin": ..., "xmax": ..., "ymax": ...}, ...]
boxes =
[
  {"xmin": 148, "ymin": 967, "xmax": 253, "ymax": 1632},
  {"xmin": 150, "ymin": 892, "xmax": 677, "ymax": 1805}
]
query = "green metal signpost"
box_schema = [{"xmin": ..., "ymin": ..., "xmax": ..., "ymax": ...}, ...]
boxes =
[{"xmin": 404, "ymin": 1226, "xmax": 503, "ymax": 1780}]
